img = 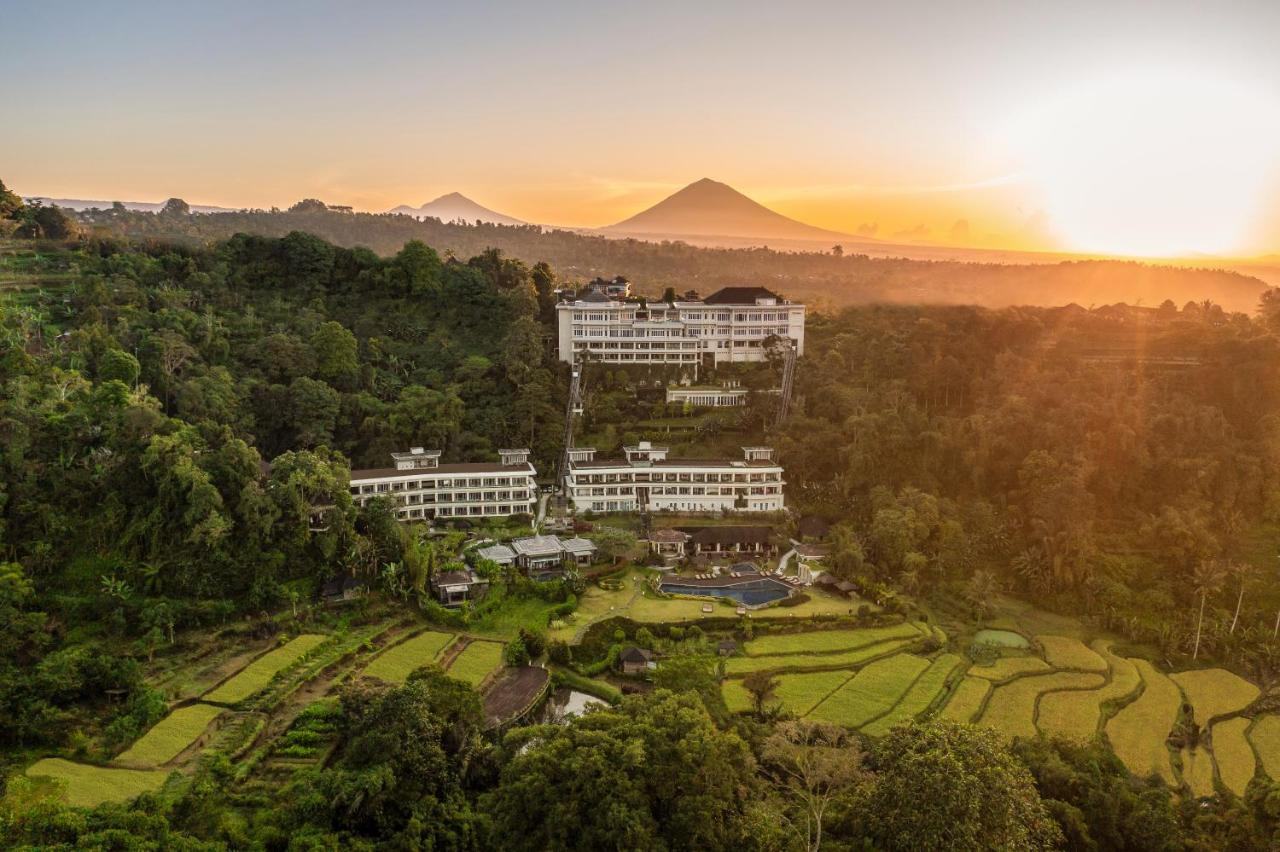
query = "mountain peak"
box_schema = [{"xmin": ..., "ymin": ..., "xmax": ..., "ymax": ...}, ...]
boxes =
[
  {"xmin": 603, "ymin": 178, "xmax": 852, "ymax": 244},
  {"xmin": 388, "ymin": 193, "xmax": 526, "ymax": 226}
]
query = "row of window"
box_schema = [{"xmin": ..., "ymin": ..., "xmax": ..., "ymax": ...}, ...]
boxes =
[
  {"xmin": 572, "ymin": 310, "xmax": 798, "ymax": 323},
  {"xmin": 573, "ymin": 485, "xmax": 782, "ymax": 497},
  {"xmin": 360, "ymin": 492, "xmax": 534, "ymax": 506},
  {"xmin": 574, "ymin": 471, "xmax": 780, "ymax": 483},
  {"xmin": 394, "ymin": 504, "xmax": 525, "ymax": 519},
  {"xmin": 351, "ymin": 476, "xmax": 533, "ymax": 494}
]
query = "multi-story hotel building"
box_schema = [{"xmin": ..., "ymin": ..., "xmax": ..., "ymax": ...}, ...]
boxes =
[
  {"xmin": 555, "ymin": 286, "xmax": 805, "ymax": 367},
  {"xmin": 348, "ymin": 448, "xmax": 537, "ymax": 522},
  {"xmin": 563, "ymin": 442, "xmax": 785, "ymax": 514}
]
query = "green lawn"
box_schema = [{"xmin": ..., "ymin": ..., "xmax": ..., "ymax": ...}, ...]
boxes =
[
  {"xmin": 1036, "ymin": 635, "xmax": 1107, "ymax": 671},
  {"xmin": 1171, "ymin": 668, "xmax": 1260, "ymax": 727},
  {"xmin": 1037, "ymin": 641, "xmax": 1141, "ymax": 741},
  {"xmin": 446, "ymin": 640, "xmax": 505, "ymax": 687},
  {"xmin": 362, "ymin": 631, "xmax": 456, "ymax": 683},
  {"xmin": 940, "ymin": 676, "xmax": 992, "ymax": 723},
  {"xmin": 1106, "ymin": 659, "xmax": 1181, "ymax": 784},
  {"xmin": 725, "ymin": 637, "xmax": 917, "ymax": 676},
  {"xmin": 977, "ymin": 671, "xmax": 1104, "ymax": 740},
  {"xmin": 115, "ymin": 703, "xmax": 223, "ymax": 767},
  {"xmin": 204, "ymin": 634, "xmax": 328, "ymax": 705},
  {"xmin": 26, "ymin": 758, "xmax": 169, "ymax": 808},
  {"xmin": 806, "ymin": 654, "xmax": 930, "ymax": 728},
  {"xmin": 861, "ymin": 654, "xmax": 963, "ymax": 736},
  {"xmin": 743, "ymin": 623, "xmax": 923, "ymax": 657}
]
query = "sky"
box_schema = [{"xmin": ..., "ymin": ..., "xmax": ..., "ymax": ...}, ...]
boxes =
[{"xmin": 4, "ymin": 0, "xmax": 1280, "ymax": 256}]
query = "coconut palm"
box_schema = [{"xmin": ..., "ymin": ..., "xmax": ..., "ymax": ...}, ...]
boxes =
[
  {"xmin": 1191, "ymin": 559, "xmax": 1226, "ymax": 660},
  {"xmin": 1227, "ymin": 560, "xmax": 1257, "ymax": 635}
]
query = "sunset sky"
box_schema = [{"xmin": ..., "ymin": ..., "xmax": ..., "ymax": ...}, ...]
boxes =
[{"xmin": 5, "ymin": 1, "xmax": 1280, "ymax": 256}]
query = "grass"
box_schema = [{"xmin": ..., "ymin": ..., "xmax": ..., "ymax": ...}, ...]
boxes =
[
  {"xmin": 1036, "ymin": 635, "xmax": 1107, "ymax": 671},
  {"xmin": 1180, "ymin": 745, "xmax": 1217, "ymax": 798},
  {"xmin": 744, "ymin": 623, "xmax": 923, "ymax": 657},
  {"xmin": 628, "ymin": 588, "xmax": 862, "ymax": 624},
  {"xmin": 1106, "ymin": 659, "xmax": 1181, "ymax": 785},
  {"xmin": 940, "ymin": 676, "xmax": 992, "ymax": 723},
  {"xmin": 1248, "ymin": 714, "xmax": 1280, "ymax": 780},
  {"xmin": 115, "ymin": 703, "xmax": 223, "ymax": 767},
  {"xmin": 1170, "ymin": 669, "xmax": 1260, "ymax": 726},
  {"xmin": 26, "ymin": 758, "xmax": 169, "ymax": 808},
  {"xmin": 723, "ymin": 679, "xmax": 755, "ymax": 714},
  {"xmin": 967, "ymin": 656, "xmax": 1052, "ymax": 681},
  {"xmin": 362, "ymin": 630, "xmax": 455, "ymax": 684},
  {"xmin": 1214, "ymin": 717, "xmax": 1257, "ymax": 796},
  {"xmin": 467, "ymin": 595, "xmax": 565, "ymax": 640},
  {"xmin": 978, "ymin": 671, "xmax": 1104, "ymax": 740},
  {"xmin": 723, "ymin": 669, "xmax": 857, "ymax": 717},
  {"xmin": 725, "ymin": 637, "xmax": 918, "ymax": 676},
  {"xmin": 445, "ymin": 640, "xmax": 505, "ymax": 687},
  {"xmin": 807, "ymin": 654, "xmax": 930, "ymax": 728},
  {"xmin": 861, "ymin": 654, "xmax": 963, "ymax": 736},
  {"xmin": 1038, "ymin": 641, "xmax": 1141, "ymax": 741},
  {"xmin": 205, "ymin": 634, "xmax": 328, "ymax": 705}
]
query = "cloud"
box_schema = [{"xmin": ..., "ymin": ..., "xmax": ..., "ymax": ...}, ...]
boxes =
[
  {"xmin": 856, "ymin": 222, "xmax": 879, "ymax": 237},
  {"xmin": 949, "ymin": 219, "xmax": 971, "ymax": 242},
  {"xmin": 893, "ymin": 224, "xmax": 931, "ymax": 241}
]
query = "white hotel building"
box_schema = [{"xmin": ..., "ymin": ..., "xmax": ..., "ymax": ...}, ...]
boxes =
[
  {"xmin": 555, "ymin": 286, "xmax": 805, "ymax": 367},
  {"xmin": 563, "ymin": 442, "xmax": 785, "ymax": 514},
  {"xmin": 348, "ymin": 448, "xmax": 537, "ymax": 522}
]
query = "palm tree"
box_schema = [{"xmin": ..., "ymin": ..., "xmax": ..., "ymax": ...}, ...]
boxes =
[
  {"xmin": 1227, "ymin": 561, "xmax": 1257, "ymax": 635},
  {"xmin": 1191, "ymin": 560, "xmax": 1226, "ymax": 660}
]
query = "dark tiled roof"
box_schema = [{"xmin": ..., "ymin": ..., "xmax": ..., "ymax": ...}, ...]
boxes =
[
  {"xmin": 619, "ymin": 646, "xmax": 653, "ymax": 663},
  {"xmin": 434, "ymin": 570, "xmax": 480, "ymax": 587},
  {"xmin": 350, "ymin": 462, "xmax": 535, "ymax": 480},
  {"xmin": 690, "ymin": 526, "xmax": 774, "ymax": 546},
  {"xmin": 702, "ymin": 286, "xmax": 783, "ymax": 305}
]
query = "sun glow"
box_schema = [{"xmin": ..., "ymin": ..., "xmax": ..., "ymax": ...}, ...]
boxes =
[{"xmin": 1011, "ymin": 69, "xmax": 1279, "ymax": 257}]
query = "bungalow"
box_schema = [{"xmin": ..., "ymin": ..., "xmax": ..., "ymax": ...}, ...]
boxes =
[
  {"xmin": 511, "ymin": 535, "xmax": 569, "ymax": 581},
  {"xmin": 475, "ymin": 543, "xmax": 516, "ymax": 567},
  {"xmin": 619, "ymin": 646, "xmax": 656, "ymax": 675},
  {"xmin": 688, "ymin": 526, "xmax": 778, "ymax": 560},
  {"xmin": 646, "ymin": 528, "xmax": 691, "ymax": 561},
  {"xmin": 431, "ymin": 569, "xmax": 488, "ymax": 607},
  {"xmin": 716, "ymin": 639, "xmax": 740, "ymax": 657},
  {"xmin": 320, "ymin": 576, "xmax": 369, "ymax": 604},
  {"xmin": 560, "ymin": 537, "xmax": 598, "ymax": 568}
]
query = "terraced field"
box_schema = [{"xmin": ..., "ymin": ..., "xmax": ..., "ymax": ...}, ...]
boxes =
[
  {"xmin": 1180, "ymin": 745, "xmax": 1217, "ymax": 798},
  {"xmin": 25, "ymin": 759, "xmax": 169, "ymax": 808},
  {"xmin": 205, "ymin": 634, "xmax": 328, "ymax": 705},
  {"xmin": 445, "ymin": 640, "xmax": 505, "ymax": 687},
  {"xmin": 1171, "ymin": 668, "xmax": 1259, "ymax": 726},
  {"xmin": 807, "ymin": 654, "xmax": 930, "ymax": 728},
  {"xmin": 862, "ymin": 654, "xmax": 963, "ymax": 736},
  {"xmin": 940, "ymin": 676, "xmax": 991, "ymax": 723},
  {"xmin": 978, "ymin": 671, "xmax": 1104, "ymax": 739},
  {"xmin": 1249, "ymin": 714, "xmax": 1280, "ymax": 780},
  {"xmin": 968, "ymin": 656, "xmax": 1052, "ymax": 681},
  {"xmin": 1213, "ymin": 717, "xmax": 1257, "ymax": 796},
  {"xmin": 115, "ymin": 703, "xmax": 224, "ymax": 767},
  {"xmin": 743, "ymin": 622, "xmax": 923, "ymax": 656},
  {"xmin": 362, "ymin": 630, "xmax": 456, "ymax": 683},
  {"xmin": 1037, "ymin": 641, "xmax": 1141, "ymax": 740},
  {"xmin": 1036, "ymin": 635, "xmax": 1107, "ymax": 671},
  {"xmin": 725, "ymin": 637, "xmax": 917, "ymax": 676},
  {"xmin": 1106, "ymin": 659, "xmax": 1181, "ymax": 784}
]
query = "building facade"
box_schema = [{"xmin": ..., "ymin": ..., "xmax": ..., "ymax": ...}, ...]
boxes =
[
  {"xmin": 555, "ymin": 286, "xmax": 805, "ymax": 367},
  {"xmin": 348, "ymin": 448, "xmax": 537, "ymax": 522},
  {"xmin": 563, "ymin": 442, "xmax": 785, "ymax": 514},
  {"xmin": 665, "ymin": 385, "xmax": 748, "ymax": 408}
]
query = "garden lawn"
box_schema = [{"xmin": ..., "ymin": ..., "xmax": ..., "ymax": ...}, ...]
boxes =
[
  {"xmin": 967, "ymin": 656, "xmax": 1051, "ymax": 681},
  {"xmin": 1171, "ymin": 669, "xmax": 1260, "ymax": 726},
  {"xmin": 362, "ymin": 631, "xmax": 455, "ymax": 684},
  {"xmin": 205, "ymin": 634, "xmax": 328, "ymax": 705},
  {"xmin": 1106, "ymin": 659, "xmax": 1181, "ymax": 785},
  {"xmin": 1214, "ymin": 717, "xmax": 1257, "ymax": 796},
  {"xmin": 446, "ymin": 640, "xmax": 505, "ymax": 687},
  {"xmin": 626, "ymin": 590, "xmax": 859, "ymax": 625},
  {"xmin": 26, "ymin": 758, "xmax": 169, "ymax": 808},
  {"xmin": 1179, "ymin": 746, "xmax": 1216, "ymax": 798},
  {"xmin": 1249, "ymin": 714, "xmax": 1280, "ymax": 780},
  {"xmin": 1038, "ymin": 642, "xmax": 1141, "ymax": 741},
  {"xmin": 115, "ymin": 703, "xmax": 223, "ymax": 767},
  {"xmin": 806, "ymin": 654, "xmax": 930, "ymax": 728},
  {"xmin": 940, "ymin": 676, "xmax": 991, "ymax": 723},
  {"xmin": 978, "ymin": 671, "xmax": 1103, "ymax": 740},
  {"xmin": 1036, "ymin": 635, "xmax": 1106, "ymax": 671},
  {"xmin": 861, "ymin": 654, "xmax": 963, "ymax": 736},
  {"xmin": 725, "ymin": 637, "xmax": 917, "ymax": 676},
  {"xmin": 744, "ymin": 623, "xmax": 923, "ymax": 657}
]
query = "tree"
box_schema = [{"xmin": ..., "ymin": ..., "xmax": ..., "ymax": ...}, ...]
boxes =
[
  {"xmin": 832, "ymin": 244, "xmax": 843, "ymax": 258},
  {"xmin": 0, "ymin": 177, "xmax": 23, "ymax": 219},
  {"xmin": 741, "ymin": 670, "xmax": 779, "ymax": 719},
  {"xmin": 160, "ymin": 197, "xmax": 191, "ymax": 216},
  {"xmin": 861, "ymin": 720, "xmax": 1061, "ymax": 851},
  {"xmin": 760, "ymin": 721, "xmax": 866, "ymax": 852},
  {"xmin": 1227, "ymin": 560, "xmax": 1256, "ymax": 635},
  {"xmin": 589, "ymin": 527, "xmax": 638, "ymax": 564},
  {"xmin": 1191, "ymin": 559, "xmax": 1226, "ymax": 659},
  {"xmin": 98, "ymin": 348, "xmax": 141, "ymax": 386},
  {"xmin": 309, "ymin": 321, "xmax": 358, "ymax": 385}
]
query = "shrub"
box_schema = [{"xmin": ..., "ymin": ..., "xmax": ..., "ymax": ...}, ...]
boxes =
[
  {"xmin": 519, "ymin": 628, "xmax": 547, "ymax": 659},
  {"xmin": 779, "ymin": 592, "xmax": 810, "ymax": 608},
  {"xmin": 547, "ymin": 640, "xmax": 572, "ymax": 665},
  {"xmin": 504, "ymin": 636, "xmax": 531, "ymax": 667}
]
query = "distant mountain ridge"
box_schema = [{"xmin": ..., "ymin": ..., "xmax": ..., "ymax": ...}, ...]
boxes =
[
  {"xmin": 28, "ymin": 197, "xmax": 240, "ymax": 214},
  {"xmin": 602, "ymin": 178, "xmax": 859, "ymax": 245},
  {"xmin": 388, "ymin": 192, "xmax": 527, "ymax": 226}
]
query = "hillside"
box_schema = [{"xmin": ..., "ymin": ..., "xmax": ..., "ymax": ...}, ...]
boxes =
[
  {"xmin": 389, "ymin": 192, "xmax": 527, "ymax": 226},
  {"xmin": 602, "ymin": 177, "xmax": 858, "ymax": 245}
]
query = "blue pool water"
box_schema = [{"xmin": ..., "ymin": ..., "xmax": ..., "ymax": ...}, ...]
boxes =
[{"xmin": 659, "ymin": 578, "xmax": 792, "ymax": 607}]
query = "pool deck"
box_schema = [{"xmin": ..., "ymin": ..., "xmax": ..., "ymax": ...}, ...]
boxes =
[{"xmin": 659, "ymin": 572, "xmax": 775, "ymax": 589}]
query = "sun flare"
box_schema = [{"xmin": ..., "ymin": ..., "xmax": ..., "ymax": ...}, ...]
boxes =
[{"xmin": 1012, "ymin": 70, "xmax": 1279, "ymax": 257}]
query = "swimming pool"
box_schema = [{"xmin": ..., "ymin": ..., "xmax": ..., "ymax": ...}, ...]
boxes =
[{"xmin": 659, "ymin": 578, "xmax": 793, "ymax": 607}]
